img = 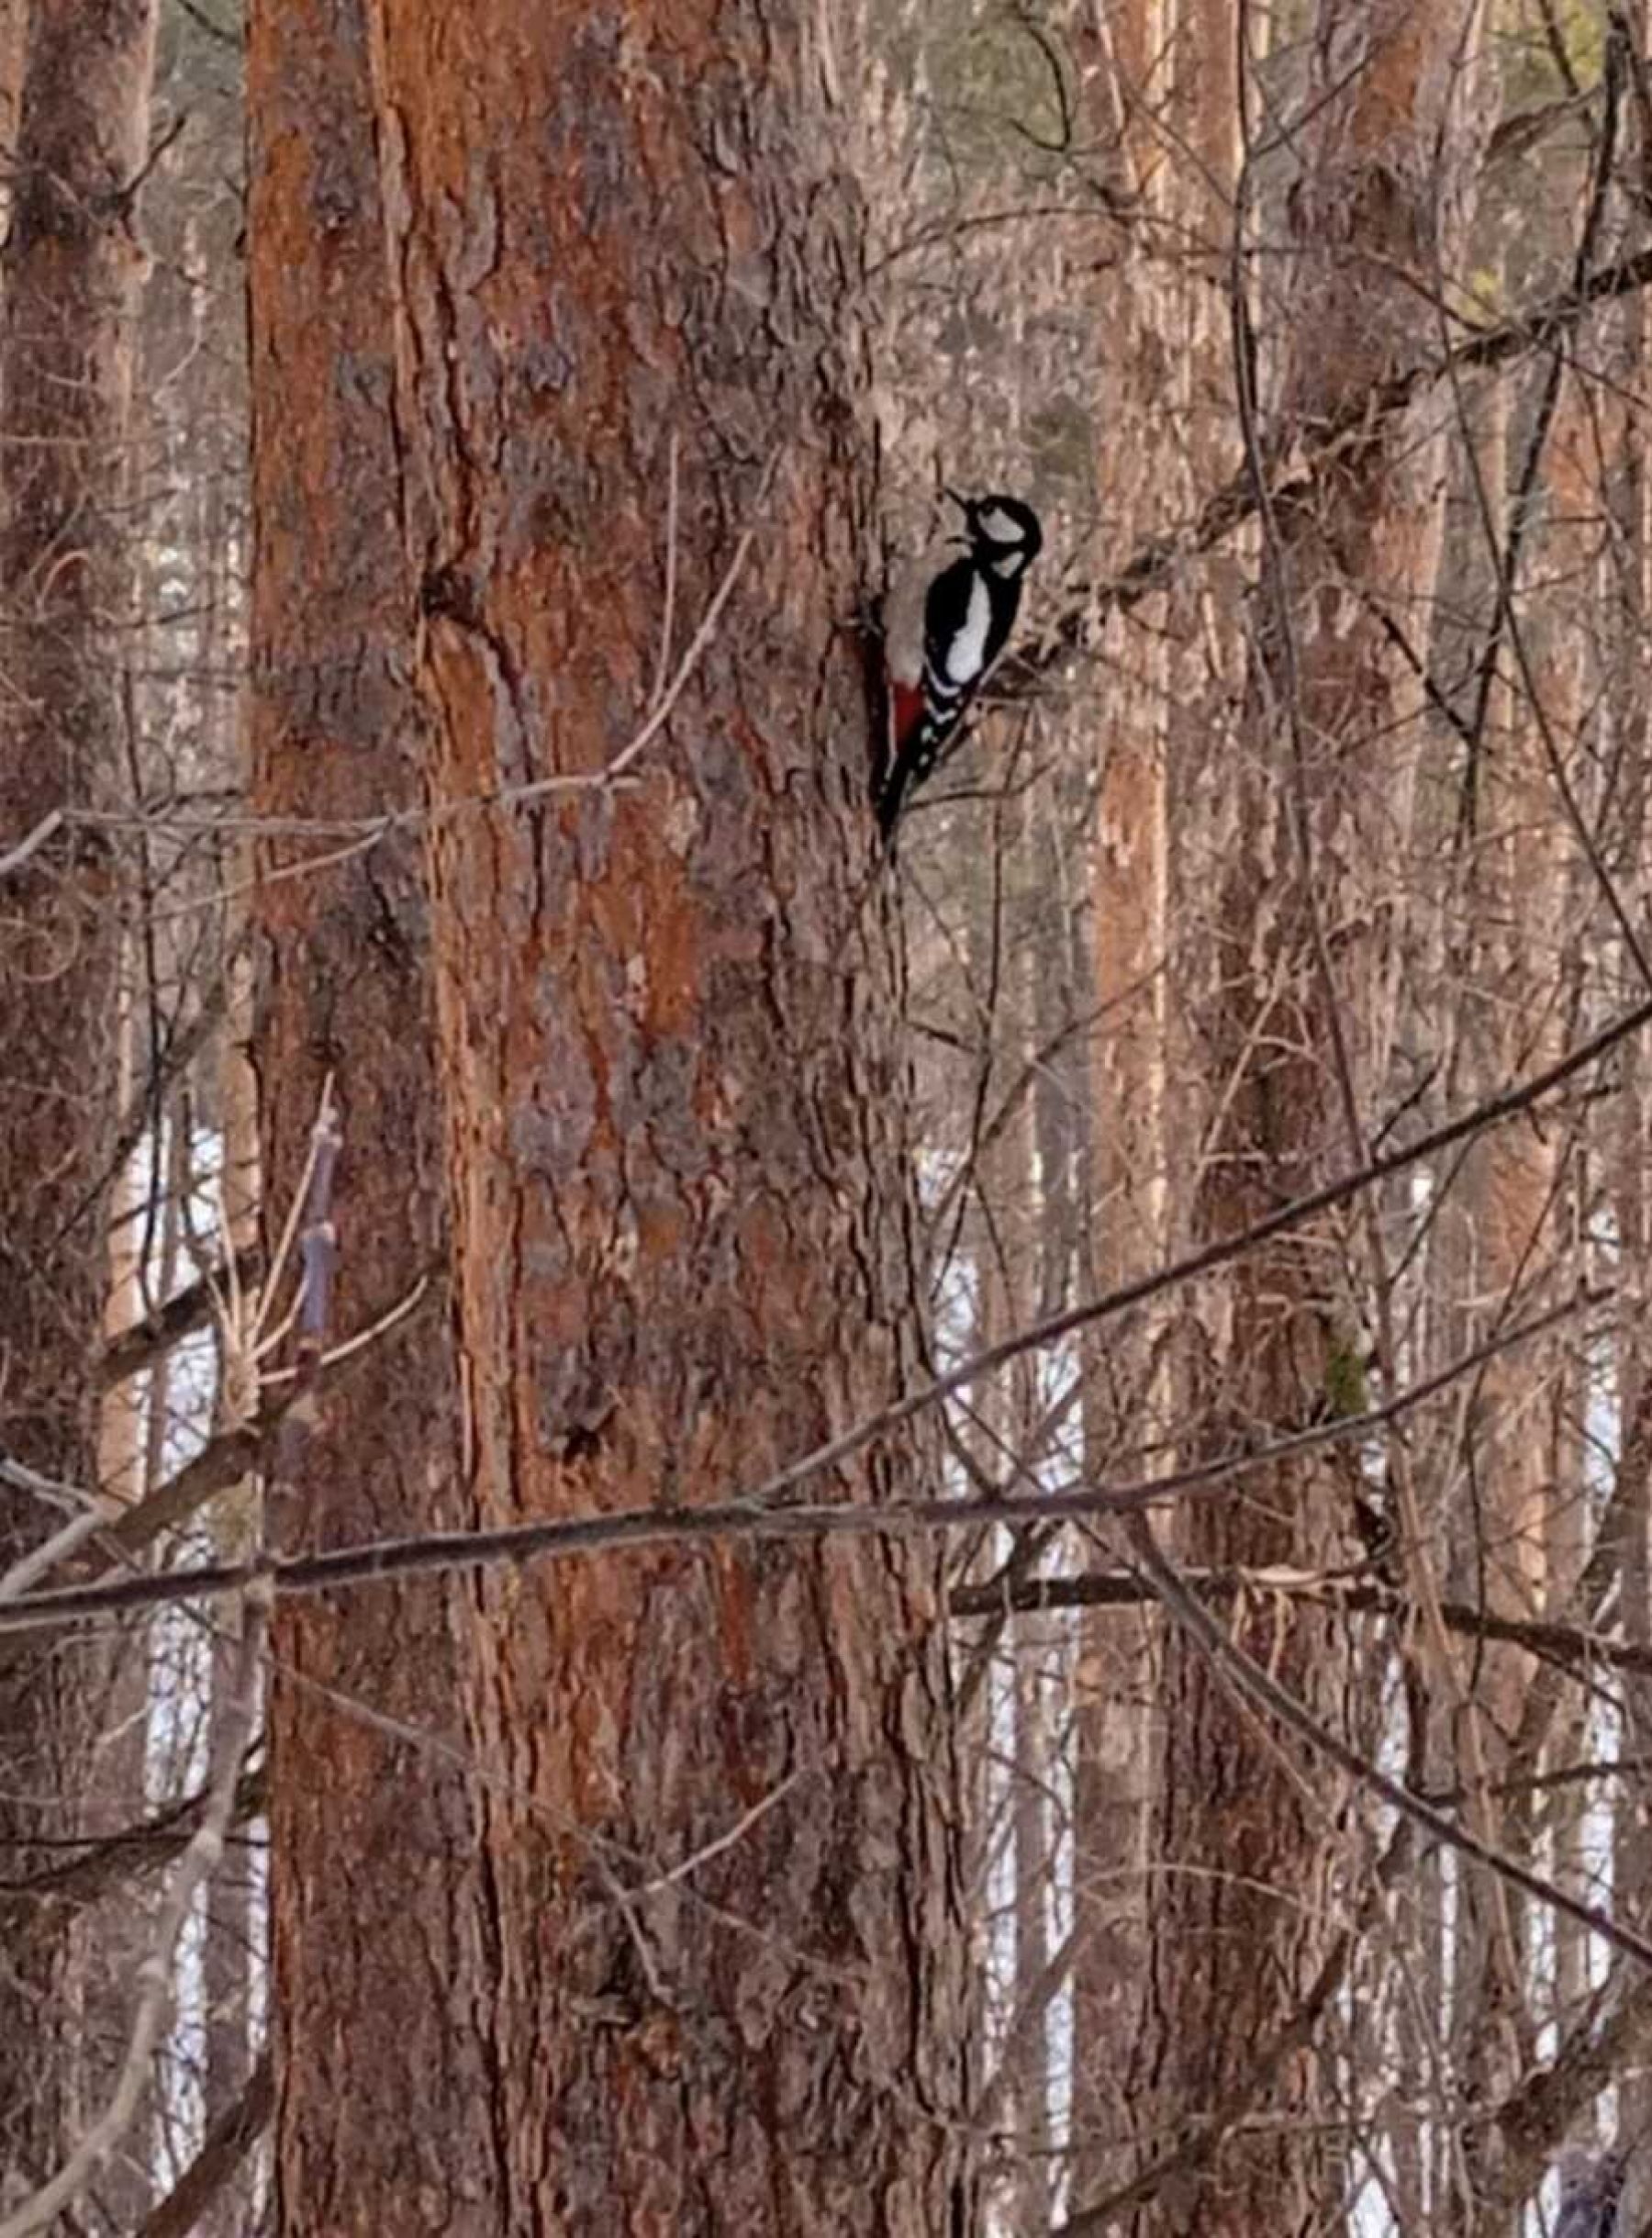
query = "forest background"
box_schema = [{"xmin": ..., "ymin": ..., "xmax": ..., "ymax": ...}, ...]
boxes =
[{"xmin": 0, "ymin": 1, "xmax": 1647, "ymax": 2232}]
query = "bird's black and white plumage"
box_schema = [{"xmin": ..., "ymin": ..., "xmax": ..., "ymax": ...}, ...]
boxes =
[
  {"xmin": 1554, "ymin": 2145, "xmax": 1629, "ymax": 2238},
  {"xmin": 876, "ymin": 489, "xmax": 1043, "ymax": 836}
]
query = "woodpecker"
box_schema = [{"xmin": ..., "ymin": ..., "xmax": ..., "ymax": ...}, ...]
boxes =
[{"xmin": 875, "ymin": 489, "xmax": 1043, "ymax": 836}]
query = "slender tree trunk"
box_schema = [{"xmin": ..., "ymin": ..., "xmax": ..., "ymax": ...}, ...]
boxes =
[
  {"xmin": 0, "ymin": 0, "xmax": 157, "ymax": 2185},
  {"xmin": 1612, "ymin": 75, "xmax": 1652, "ymax": 2215},
  {"xmin": 1446, "ymin": 356, "xmax": 1593, "ymax": 2226},
  {"xmin": 970, "ymin": 811, "xmax": 1055, "ymax": 2233},
  {"xmin": 247, "ymin": 1, "xmax": 501, "ymax": 2229},
  {"xmin": 1068, "ymin": 0, "xmax": 1244, "ymax": 2206},
  {"xmin": 200, "ymin": 457, "xmax": 260, "ymax": 2238},
  {"xmin": 1125, "ymin": 8, "xmax": 1490, "ymax": 2229},
  {"xmin": 1066, "ymin": 2, "xmax": 1168, "ymax": 2199},
  {"xmin": 198, "ymin": 934, "xmax": 259, "ymax": 2225}
]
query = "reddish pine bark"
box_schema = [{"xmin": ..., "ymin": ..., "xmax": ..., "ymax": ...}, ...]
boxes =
[
  {"xmin": 259, "ymin": 0, "xmax": 973, "ymax": 2228},
  {"xmin": 247, "ymin": 0, "xmax": 500, "ymax": 2227}
]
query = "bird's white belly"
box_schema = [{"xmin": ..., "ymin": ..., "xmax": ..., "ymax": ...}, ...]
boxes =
[{"xmin": 943, "ymin": 576, "xmax": 992, "ymax": 684}]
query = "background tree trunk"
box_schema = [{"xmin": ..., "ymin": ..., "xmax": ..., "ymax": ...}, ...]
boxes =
[
  {"xmin": 0, "ymin": 0, "xmax": 158, "ymax": 2188},
  {"xmin": 1125, "ymin": 7, "xmax": 1491, "ymax": 2228},
  {"xmin": 1067, "ymin": 0, "xmax": 1239, "ymax": 2197}
]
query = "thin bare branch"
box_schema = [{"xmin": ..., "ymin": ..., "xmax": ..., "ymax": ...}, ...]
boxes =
[
  {"xmin": 97, "ymin": 1243, "xmax": 262, "ymax": 1393},
  {"xmin": 0, "ymin": 1762, "xmax": 266, "ymax": 1908},
  {"xmin": 1005, "ymin": 236, "xmax": 1652, "ymax": 695},
  {"xmin": 952, "ymin": 1565, "xmax": 1652, "ymax": 1686},
  {"xmin": 0, "ymin": 1286, "xmax": 1601, "ymax": 1639}
]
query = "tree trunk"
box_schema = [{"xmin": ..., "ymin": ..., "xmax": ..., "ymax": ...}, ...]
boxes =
[
  {"xmin": 1125, "ymin": 7, "xmax": 1490, "ymax": 2229},
  {"xmin": 1611, "ymin": 70, "xmax": 1652, "ymax": 2212},
  {"xmin": 1068, "ymin": 0, "xmax": 1241, "ymax": 2199},
  {"xmin": 260, "ymin": 0, "xmax": 976, "ymax": 2227},
  {"xmin": 1445, "ymin": 351, "xmax": 1592, "ymax": 2227},
  {"xmin": 246, "ymin": 2, "xmax": 504, "ymax": 2232},
  {"xmin": 0, "ymin": 0, "xmax": 157, "ymax": 2186}
]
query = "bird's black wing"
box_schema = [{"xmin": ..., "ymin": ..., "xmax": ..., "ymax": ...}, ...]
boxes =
[{"xmin": 921, "ymin": 553, "xmax": 982, "ymax": 684}]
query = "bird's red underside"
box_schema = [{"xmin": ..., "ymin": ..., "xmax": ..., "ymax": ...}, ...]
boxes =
[{"xmin": 889, "ymin": 678, "xmax": 924, "ymax": 750}]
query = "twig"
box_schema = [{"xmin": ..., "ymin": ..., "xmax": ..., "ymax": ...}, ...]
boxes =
[
  {"xmin": 0, "ymin": 808, "xmax": 61, "ymax": 880},
  {"xmin": 1055, "ymin": 1813, "xmax": 1413, "ymax": 2234},
  {"xmin": 98, "ymin": 1243, "xmax": 263, "ymax": 1393},
  {"xmin": 258, "ymin": 1270, "xmax": 430, "ymax": 1386},
  {"xmin": 256, "ymin": 1076, "xmax": 343, "ymax": 1533},
  {"xmin": 1000, "ymin": 235, "xmax": 1652, "ymax": 696},
  {"xmin": 0, "ymin": 1502, "xmax": 120, "ymax": 1603},
  {"xmin": 0, "ymin": 1762, "xmax": 267, "ymax": 1907},
  {"xmin": 635, "ymin": 1770, "xmax": 798, "ymax": 1896},
  {"xmin": 101, "ymin": 1265, "xmax": 431, "ymax": 1564},
  {"xmin": 293, "ymin": 1076, "xmax": 342, "ymax": 1369},
  {"xmin": 173, "ymin": 0, "xmax": 240, "ymax": 49},
  {"xmin": 2, "ymin": 455, "xmax": 776, "ymax": 907},
  {"xmin": 0, "ymin": 1453, "xmax": 98, "ymax": 1516},
  {"xmin": 500, "ymin": 461, "xmax": 775, "ymax": 808},
  {"xmin": 1490, "ymin": 1982, "xmax": 1652, "ymax": 2213},
  {"xmin": 1233, "ymin": 54, "xmax": 1525, "ymax": 1997},
  {"xmin": 1455, "ymin": 14, "xmax": 1625, "ymax": 845},
  {"xmin": 702, "ymin": 991, "xmax": 1652, "ymax": 1517},
  {"xmin": 103, "ymin": 1418, "xmax": 263, "ymax": 1557},
  {"xmin": 51, "ymin": 923, "xmax": 254, "ymax": 1258},
  {"xmin": 1537, "ymin": 0, "xmax": 1583, "ymax": 98},
  {"xmin": 951, "ymin": 1563, "xmax": 1652, "ymax": 1686},
  {"xmin": 252, "ymin": 1073, "xmax": 333, "ymax": 1370},
  {"xmin": 115, "ymin": 110, "xmax": 190, "ymax": 216},
  {"xmin": 148, "ymin": 824, "xmax": 387, "ymax": 928}
]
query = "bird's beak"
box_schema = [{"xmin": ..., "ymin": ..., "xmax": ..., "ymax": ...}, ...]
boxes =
[{"xmin": 942, "ymin": 486, "xmax": 969, "ymax": 515}]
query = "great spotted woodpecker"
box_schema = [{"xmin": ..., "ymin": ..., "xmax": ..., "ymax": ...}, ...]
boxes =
[{"xmin": 875, "ymin": 489, "xmax": 1044, "ymax": 836}]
